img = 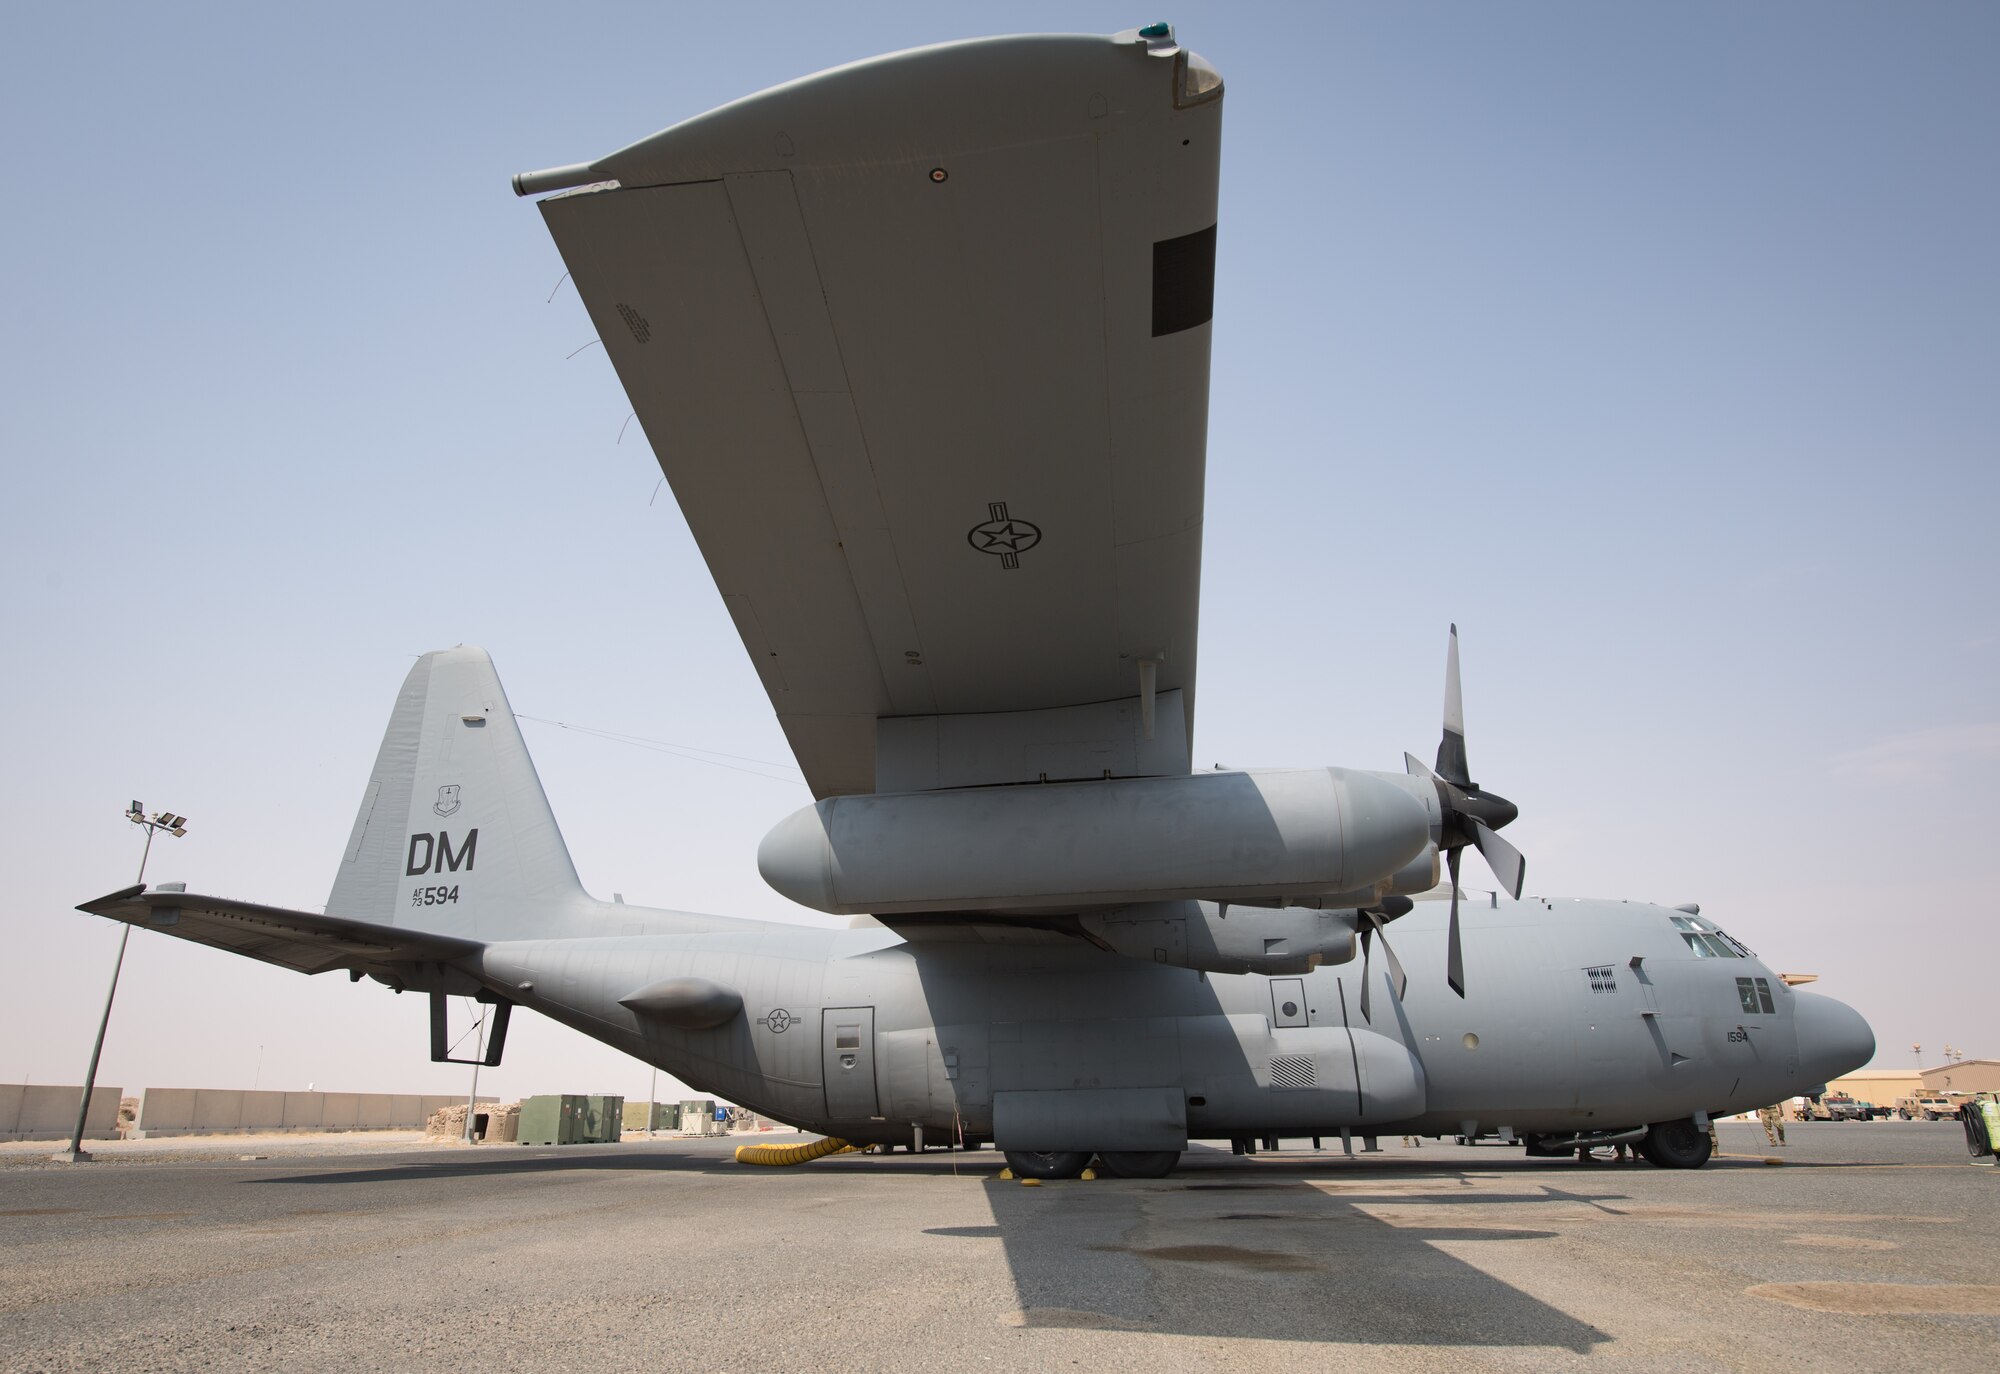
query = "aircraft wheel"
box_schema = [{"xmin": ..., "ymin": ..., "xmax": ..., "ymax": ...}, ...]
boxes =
[
  {"xmin": 1962, "ymin": 1107, "xmax": 1991, "ymax": 1158},
  {"xmin": 1637, "ymin": 1118, "xmax": 1713, "ymax": 1169},
  {"xmin": 1003, "ymin": 1150, "xmax": 1090, "ymax": 1180},
  {"xmin": 1094, "ymin": 1150, "xmax": 1180, "ymax": 1179}
]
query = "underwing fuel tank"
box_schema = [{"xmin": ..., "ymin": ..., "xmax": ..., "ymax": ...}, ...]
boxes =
[{"xmin": 758, "ymin": 768, "xmax": 1437, "ymax": 916}]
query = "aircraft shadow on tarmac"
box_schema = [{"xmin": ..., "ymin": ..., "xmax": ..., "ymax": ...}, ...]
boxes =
[
  {"xmin": 975, "ymin": 1172, "xmax": 1611, "ymax": 1348},
  {"xmin": 252, "ymin": 1147, "xmax": 1665, "ymax": 1349}
]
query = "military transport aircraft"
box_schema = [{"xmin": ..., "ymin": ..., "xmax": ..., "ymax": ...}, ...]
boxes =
[{"xmin": 79, "ymin": 28, "xmax": 1873, "ymax": 1178}]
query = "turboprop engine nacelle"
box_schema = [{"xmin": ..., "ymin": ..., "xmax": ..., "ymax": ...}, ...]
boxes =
[
  {"xmin": 1295, "ymin": 842, "xmax": 1442, "ymax": 910},
  {"xmin": 1081, "ymin": 902, "xmax": 1360, "ymax": 976},
  {"xmin": 757, "ymin": 767, "xmax": 1438, "ymax": 917}
]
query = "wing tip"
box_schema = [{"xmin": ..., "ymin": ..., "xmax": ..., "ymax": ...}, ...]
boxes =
[{"xmin": 76, "ymin": 882, "xmax": 147, "ymax": 915}]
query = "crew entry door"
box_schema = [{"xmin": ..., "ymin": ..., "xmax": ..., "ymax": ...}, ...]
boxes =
[{"xmin": 822, "ymin": 1007, "xmax": 879, "ymax": 1119}]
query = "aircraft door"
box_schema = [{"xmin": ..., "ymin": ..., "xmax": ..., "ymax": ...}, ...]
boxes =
[
  {"xmin": 822, "ymin": 1007, "xmax": 879, "ymax": 1119},
  {"xmin": 1270, "ymin": 979, "xmax": 1309, "ymax": 1028}
]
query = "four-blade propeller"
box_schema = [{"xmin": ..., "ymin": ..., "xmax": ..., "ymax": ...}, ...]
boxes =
[{"xmin": 1402, "ymin": 624, "xmax": 1527, "ymax": 1000}]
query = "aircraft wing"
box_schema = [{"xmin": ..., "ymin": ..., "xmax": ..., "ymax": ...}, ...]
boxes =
[
  {"xmin": 75, "ymin": 885, "xmax": 481, "ymax": 977},
  {"xmin": 524, "ymin": 30, "xmax": 1223, "ymax": 797}
]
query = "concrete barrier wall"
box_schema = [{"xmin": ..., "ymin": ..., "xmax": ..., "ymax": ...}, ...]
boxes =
[
  {"xmin": 0, "ymin": 1085, "xmax": 122, "ymax": 1142},
  {"xmin": 134, "ymin": 1089, "xmax": 491, "ymax": 1137}
]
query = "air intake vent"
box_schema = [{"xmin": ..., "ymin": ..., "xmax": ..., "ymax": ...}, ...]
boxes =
[{"xmin": 1270, "ymin": 1055, "xmax": 1315, "ymax": 1090}]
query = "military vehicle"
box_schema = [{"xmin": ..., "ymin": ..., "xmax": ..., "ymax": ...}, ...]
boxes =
[{"xmin": 1898, "ymin": 1095, "xmax": 1964, "ymax": 1121}]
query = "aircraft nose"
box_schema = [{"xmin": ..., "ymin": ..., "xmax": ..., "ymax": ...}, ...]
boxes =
[{"xmin": 1794, "ymin": 991, "xmax": 1875, "ymax": 1085}]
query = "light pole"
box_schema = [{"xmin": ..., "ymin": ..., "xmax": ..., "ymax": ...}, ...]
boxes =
[
  {"xmin": 55, "ymin": 803, "xmax": 187, "ymax": 1163},
  {"xmin": 462, "ymin": 1005, "xmax": 487, "ymax": 1145}
]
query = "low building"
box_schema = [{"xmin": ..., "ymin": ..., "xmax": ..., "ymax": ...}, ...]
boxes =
[
  {"xmin": 1826, "ymin": 1068, "xmax": 1921, "ymax": 1106},
  {"xmin": 1924, "ymin": 1060, "xmax": 2000, "ymax": 1097}
]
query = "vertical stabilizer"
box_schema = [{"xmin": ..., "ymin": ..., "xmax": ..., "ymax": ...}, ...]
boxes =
[{"xmin": 328, "ymin": 647, "xmax": 587, "ymax": 940}]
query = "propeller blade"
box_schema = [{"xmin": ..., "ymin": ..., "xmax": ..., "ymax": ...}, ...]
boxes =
[
  {"xmin": 1405, "ymin": 751, "xmax": 1436, "ymax": 780},
  {"xmin": 1446, "ymin": 847, "xmax": 1466, "ymax": 999},
  {"xmin": 1471, "ymin": 818, "xmax": 1526, "ymax": 899},
  {"xmin": 1357, "ymin": 911, "xmax": 1411, "ymax": 1023},
  {"xmin": 1359, "ymin": 924, "xmax": 1374, "ymax": 1023},
  {"xmin": 1435, "ymin": 624, "xmax": 1470, "ymax": 786},
  {"xmin": 1375, "ymin": 914, "xmax": 1409, "ymax": 1002}
]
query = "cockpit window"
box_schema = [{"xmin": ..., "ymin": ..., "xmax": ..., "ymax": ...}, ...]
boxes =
[
  {"xmin": 1670, "ymin": 914, "xmax": 1754, "ymax": 958},
  {"xmin": 1735, "ymin": 976, "xmax": 1779, "ymax": 1014}
]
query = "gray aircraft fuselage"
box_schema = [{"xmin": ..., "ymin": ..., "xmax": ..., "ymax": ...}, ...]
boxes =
[
  {"xmin": 477, "ymin": 895, "xmax": 1871, "ymax": 1147},
  {"xmin": 81, "ymin": 648, "xmax": 1875, "ymax": 1171}
]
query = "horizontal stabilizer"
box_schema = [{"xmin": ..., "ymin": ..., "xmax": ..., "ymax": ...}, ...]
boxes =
[{"xmin": 76, "ymin": 885, "xmax": 479, "ymax": 977}]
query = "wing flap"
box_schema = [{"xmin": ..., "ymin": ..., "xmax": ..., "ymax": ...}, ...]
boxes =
[
  {"xmin": 869, "ymin": 911, "xmax": 1090, "ymax": 946},
  {"xmin": 76, "ymin": 886, "xmax": 480, "ymax": 977},
  {"xmin": 549, "ymin": 177, "xmax": 890, "ymax": 797}
]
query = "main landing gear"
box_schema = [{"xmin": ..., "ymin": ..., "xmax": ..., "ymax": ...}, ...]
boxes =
[
  {"xmin": 1522, "ymin": 1117, "xmax": 1714, "ymax": 1168},
  {"xmin": 1637, "ymin": 1117, "xmax": 1713, "ymax": 1169},
  {"xmin": 1002, "ymin": 1151, "xmax": 1091, "ymax": 1180},
  {"xmin": 1094, "ymin": 1150, "xmax": 1181, "ymax": 1179},
  {"xmin": 1002, "ymin": 1150, "xmax": 1182, "ymax": 1180}
]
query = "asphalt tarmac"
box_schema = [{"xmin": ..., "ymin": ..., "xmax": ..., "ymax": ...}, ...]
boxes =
[{"xmin": 2, "ymin": 1122, "xmax": 1993, "ymax": 1372}]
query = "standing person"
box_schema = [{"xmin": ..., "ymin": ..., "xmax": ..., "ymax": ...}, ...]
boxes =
[{"xmin": 1758, "ymin": 1103, "xmax": 1788, "ymax": 1146}]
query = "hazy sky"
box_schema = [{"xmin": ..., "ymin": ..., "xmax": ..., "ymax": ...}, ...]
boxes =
[{"xmin": 4, "ymin": 2, "xmax": 1994, "ymax": 1108}]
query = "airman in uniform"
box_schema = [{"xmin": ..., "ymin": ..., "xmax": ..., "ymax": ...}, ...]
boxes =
[{"xmin": 1758, "ymin": 1103, "xmax": 1787, "ymax": 1146}]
